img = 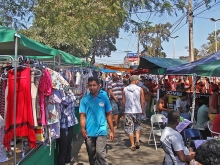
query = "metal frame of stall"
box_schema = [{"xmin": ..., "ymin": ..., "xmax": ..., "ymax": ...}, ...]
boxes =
[{"xmin": 0, "ymin": 50, "xmax": 84, "ymax": 165}]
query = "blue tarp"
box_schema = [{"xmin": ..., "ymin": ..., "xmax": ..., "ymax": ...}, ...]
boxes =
[
  {"xmin": 166, "ymin": 51, "xmax": 220, "ymax": 75},
  {"xmin": 101, "ymin": 69, "xmax": 117, "ymax": 73}
]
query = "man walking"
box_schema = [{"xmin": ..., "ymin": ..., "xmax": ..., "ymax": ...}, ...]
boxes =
[
  {"xmin": 122, "ymin": 75, "xmax": 145, "ymax": 151},
  {"xmin": 79, "ymin": 76, "xmax": 114, "ymax": 165},
  {"xmin": 108, "ymin": 73, "xmax": 124, "ymax": 128}
]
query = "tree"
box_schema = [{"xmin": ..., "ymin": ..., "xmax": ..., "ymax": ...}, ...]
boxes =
[
  {"xmin": 20, "ymin": 0, "xmax": 126, "ymax": 63},
  {"xmin": 0, "ymin": 0, "xmax": 35, "ymax": 29},
  {"xmin": 185, "ymin": 46, "xmax": 200, "ymax": 60},
  {"xmin": 139, "ymin": 22, "xmax": 172, "ymax": 57},
  {"xmin": 2, "ymin": 0, "xmax": 216, "ymax": 63},
  {"xmin": 198, "ymin": 29, "xmax": 220, "ymax": 56}
]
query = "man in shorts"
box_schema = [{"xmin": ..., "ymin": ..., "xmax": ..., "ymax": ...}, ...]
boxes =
[
  {"xmin": 108, "ymin": 73, "xmax": 124, "ymax": 128},
  {"xmin": 122, "ymin": 75, "xmax": 145, "ymax": 151}
]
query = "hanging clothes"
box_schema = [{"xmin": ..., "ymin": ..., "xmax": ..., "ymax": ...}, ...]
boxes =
[
  {"xmin": 47, "ymin": 68, "xmax": 69, "ymax": 90},
  {"xmin": 0, "ymin": 115, "xmax": 8, "ymax": 163},
  {"xmin": 70, "ymin": 71, "xmax": 75, "ymax": 87},
  {"xmin": 31, "ymin": 72, "xmax": 38, "ymax": 126},
  {"xmin": 82, "ymin": 73, "xmax": 87, "ymax": 96},
  {"xmin": 88, "ymin": 68, "xmax": 93, "ymax": 77},
  {"xmin": 4, "ymin": 68, "xmax": 36, "ymax": 150},
  {"xmin": 60, "ymin": 88, "xmax": 78, "ymax": 134},
  {"xmin": 46, "ymin": 90, "xmax": 61, "ymax": 125},
  {"xmin": 4, "ymin": 83, "xmax": 8, "ymax": 122},
  {"xmin": 65, "ymin": 69, "xmax": 72, "ymax": 83},
  {"xmin": 38, "ymin": 69, "xmax": 52, "ymax": 126},
  {"xmin": 75, "ymin": 72, "xmax": 81, "ymax": 85},
  {"xmin": 0, "ymin": 80, "xmax": 5, "ymax": 118}
]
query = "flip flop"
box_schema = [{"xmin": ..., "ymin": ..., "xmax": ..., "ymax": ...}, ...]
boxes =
[
  {"xmin": 135, "ymin": 141, "xmax": 140, "ymax": 149},
  {"xmin": 129, "ymin": 146, "xmax": 136, "ymax": 151}
]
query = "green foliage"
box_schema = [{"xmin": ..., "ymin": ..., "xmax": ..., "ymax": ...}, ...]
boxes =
[
  {"xmin": 20, "ymin": 0, "xmax": 127, "ymax": 60},
  {"xmin": 140, "ymin": 22, "xmax": 172, "ymax": 57},
  {"xmin": 1, "ymin": 0, "xmax": 217, "ymax": 63},
  {"xmin": 0, "ymin": 0, "xmax": 35, "ymax": 29},
  {"xmin": 198, "ymin": 30, "xmax": 220, "ymax": 56}
]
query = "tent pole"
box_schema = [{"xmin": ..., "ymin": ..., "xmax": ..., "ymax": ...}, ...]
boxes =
[
  {"xmin": 14, "ymin": 35, "xmax": 18, "ymax": 165},
  {"xmin": 59, "ymin": 54, "xmax": 61, "ymax": 69},
  {"xmin": 191, "ymin": 73, "xmax": 197, "ymax": 123},
  {"xmin": 53, "ymin": 56, "xmax": 56, "ymax": 70}
]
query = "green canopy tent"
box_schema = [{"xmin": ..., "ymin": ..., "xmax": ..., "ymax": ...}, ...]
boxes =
[
  {"xmin": 0, "ymin": 26, "xmax": 60, "ymax": 165},
  {"xmin": 138, "ymin": 57, "xmax": 188, "ymax": 75},
  {"xmin": 27, "ymin": 51, "xmax": 88, "ymax": 67},
  {"xmin": 0, "ymin": 26, "xmax": 59, "ymax": 56},
  {"xmin": 194, "ymin": 60, "xmax": 220, "ymax": 77}
]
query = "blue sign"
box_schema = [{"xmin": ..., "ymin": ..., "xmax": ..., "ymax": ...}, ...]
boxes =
[{"xmin": 126, "ymin": 53, "xmax": 138, "ymax": 58}]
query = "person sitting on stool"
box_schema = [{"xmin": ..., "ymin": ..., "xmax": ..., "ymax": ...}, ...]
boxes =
[{"xmin": 156, "ymin": 91, "xmax": 170, "ymax": 117}]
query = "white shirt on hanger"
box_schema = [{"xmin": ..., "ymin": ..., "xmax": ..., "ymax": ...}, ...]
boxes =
[{"xmin": 75, "ymin": 72, "xmax": 81, "ymax": 85}]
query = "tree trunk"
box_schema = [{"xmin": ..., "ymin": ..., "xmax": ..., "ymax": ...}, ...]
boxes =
[{"xmin": 90, "ymin": 52, "xmax": 96, "ymax": 64}]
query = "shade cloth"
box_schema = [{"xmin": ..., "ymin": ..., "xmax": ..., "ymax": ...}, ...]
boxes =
[
  {"xmin": 166, "ymin": 51, "xmax": 220, "ymax": 75},
  {"xmin": 138, "ymin": 57, "xmax": 187, "ymax": 75},
  {"xmin": 101, "ymin": 69, "xmax": 117, "ymax": 73},
  {"xmin": 104, "ymin": 65, "xmax": 133, "ymax": 72},
  {"xmin": 130, "ymin": 68, "xmax": 149, "ymax": 75},
  {"xmin": 194, "ymin": 59, "xmax": 220, "ymax": 77},
  {"xmin": 0, "ymin": 26, "xmax": 58, "ymax": 56}
]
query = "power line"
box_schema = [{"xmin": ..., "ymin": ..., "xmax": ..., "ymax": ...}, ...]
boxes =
[
  {"xmin": 170, "ymin": 14, "xmax": 187, "ymax": 34},
  {"xmin": 193, "ymin": 0, "xmax": 206, "ymax": 11},
  {"xmin": 171, "ymin": 22, "xmax": 187, "ymax": 35},
  {"xmin": 170, "ymin": 1, "xmax": 220, "ymax": 37},
  {"xmin": 198, "ymin": 6, "xmax": 220, "ymax": 15},
  {"xmin": 194, "ymin": 16, "xmax": 211, "ymax": 19},
  {"xmin": 194, "ymin": 1, "xmax": 220, "ymax": 17}
]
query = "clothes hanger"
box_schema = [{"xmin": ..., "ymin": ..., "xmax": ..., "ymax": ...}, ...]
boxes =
[
  {"xmin": 31, "ymin": 68, "xmax": 42, "ymax": 77},
  {"xmin": 0, "ymin": 65, "xmax": 42, "ymax": 79}
]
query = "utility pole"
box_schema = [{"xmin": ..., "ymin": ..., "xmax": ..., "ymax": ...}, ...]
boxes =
[{"xmin": 188, "ymin": 0, "xmax": 194, "ymax": 62}]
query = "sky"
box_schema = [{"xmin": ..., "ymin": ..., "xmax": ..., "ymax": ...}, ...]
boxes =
[{"xmin": 96, "ymin": 2, "xmax": 220, "ymax": 65}]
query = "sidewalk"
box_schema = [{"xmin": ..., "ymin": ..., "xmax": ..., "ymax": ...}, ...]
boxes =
[{"xmin": 71, "ymin": 120, "xmax": 164, "ymax": 165}]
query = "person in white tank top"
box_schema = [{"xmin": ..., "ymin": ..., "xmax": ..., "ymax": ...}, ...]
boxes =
[{"xmin": 122, "ymin": 75, "xmax": 145, "ymax": 151}]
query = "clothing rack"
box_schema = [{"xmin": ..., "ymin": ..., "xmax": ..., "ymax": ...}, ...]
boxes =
[{"xmin": 0, "ymin": 52, "xmax": 17, "ymax": 165}]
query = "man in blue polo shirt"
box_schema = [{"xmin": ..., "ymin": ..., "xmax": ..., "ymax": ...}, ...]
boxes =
[{"xmin": 79, "ymin": 76, "xmax": 114, "ymax": 165}]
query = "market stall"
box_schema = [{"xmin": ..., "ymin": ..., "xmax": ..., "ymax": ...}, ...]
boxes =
[
  {"xmin": 194, "ymin": 59, "xmax": 220, "ymax": 77},
  {"xmin": 0, "ymin": 26, "xmax": 89, "ymax": 165},
  {"xmin": 165, "ymin": 51, "xmax": 220, "ymax": 122},
  {"xmin": 166, "ymin": 51, "xmax": 220, "ymax": 75},
  {"xmin": 138, "ymin": 56, "xmax": 187, "ymax": 75},
  {"xmin": 130, "ymin": 68, "xmax": 149, "ymax": 75},
  {"xmin": 104, "ymin": 65, "xmax": 134, "ymax": 72}
]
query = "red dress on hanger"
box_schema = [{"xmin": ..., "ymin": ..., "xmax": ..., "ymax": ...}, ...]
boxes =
[{"xmin": 4, "ymin": 68, "xmax": 36, "ymax": 150}]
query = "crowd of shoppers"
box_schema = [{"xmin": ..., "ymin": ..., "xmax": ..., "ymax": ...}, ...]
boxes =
[{"xmin": 78, "ymin": 73, "xmax": 220, "ymax": 165}]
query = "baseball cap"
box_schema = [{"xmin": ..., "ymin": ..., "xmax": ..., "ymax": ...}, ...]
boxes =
[{"xmin": 130, "ymin": 75, "xmax": 140, "ymax": 82}]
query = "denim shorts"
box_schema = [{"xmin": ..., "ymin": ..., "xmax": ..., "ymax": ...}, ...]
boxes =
[{"xmin": 110, "ymin": 99, "xmax": 122, "ymax": 115}]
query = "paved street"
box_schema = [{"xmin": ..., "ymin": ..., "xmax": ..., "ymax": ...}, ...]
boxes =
[{"xmin": 71, "ymin": 120, "xmax": 164, "ymax": 165}]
